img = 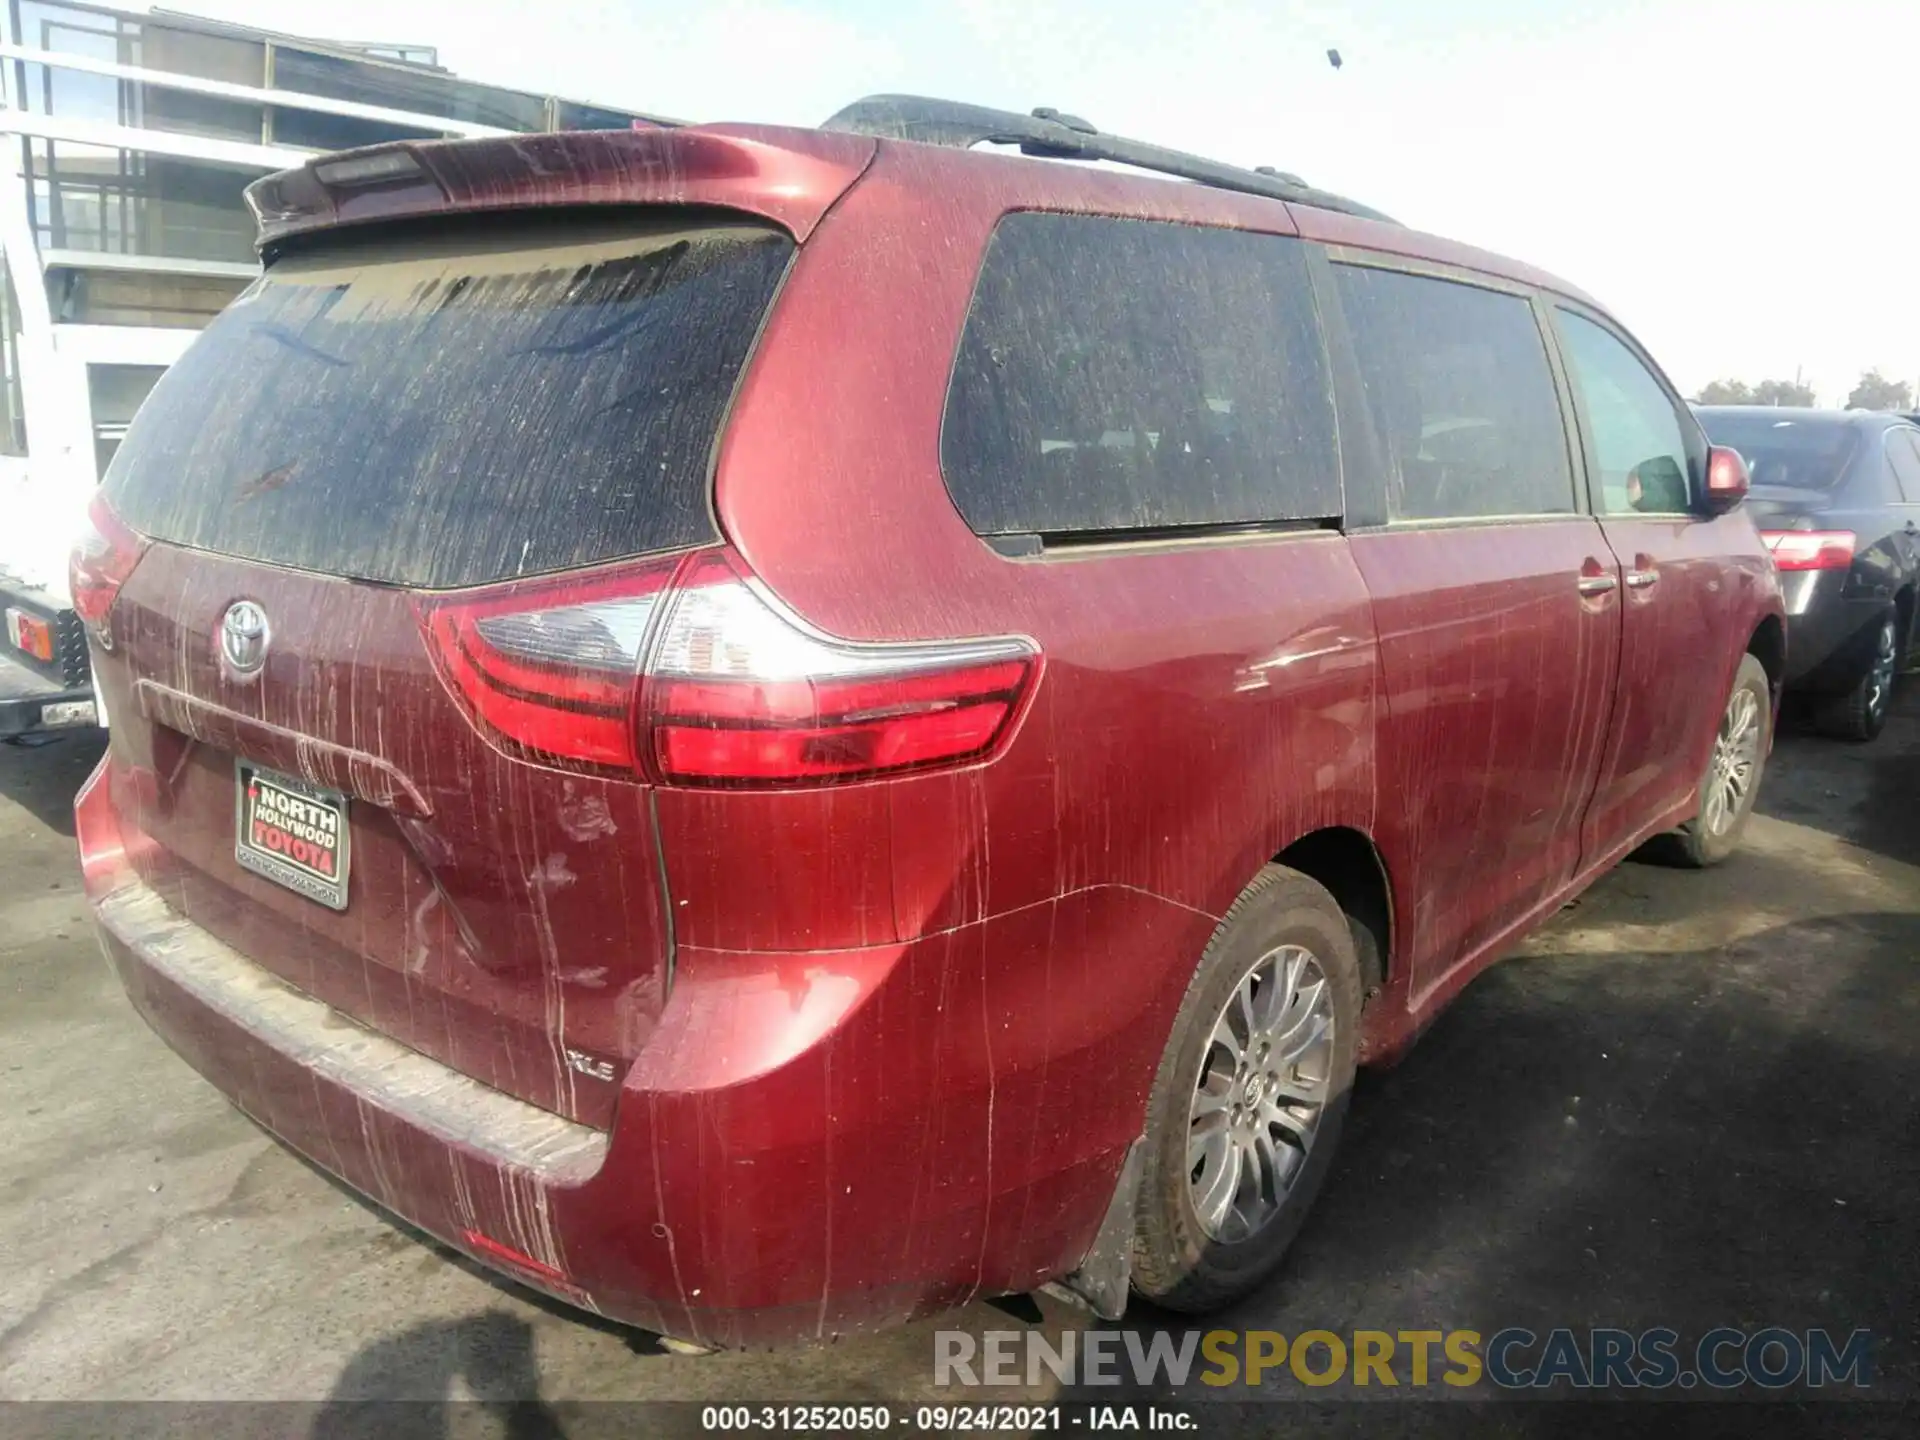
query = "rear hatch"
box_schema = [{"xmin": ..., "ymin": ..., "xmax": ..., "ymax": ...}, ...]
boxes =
[{"xmin": 93, "ymin": 211, "xmax": 796, "ymax": 1127}]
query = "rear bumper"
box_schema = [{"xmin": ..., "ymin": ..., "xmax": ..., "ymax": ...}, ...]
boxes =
[
  {"xmin": 78, "ymin": 755, "xmax": 1174, "ymax": 1347},
  {"xmin": 0, "ymin": 645, "xmax": 96, "ymax": 737},
  {"xmin": 1780, "ymin": 573, "xmax": 1888, "ymax": 689}
]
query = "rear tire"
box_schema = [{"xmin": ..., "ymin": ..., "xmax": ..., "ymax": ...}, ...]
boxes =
[
  {"xmin": 1814, "ymin": 612, "xmax": 1898, "ymax": 743},
  {"xmin": 1655, "ymin": 653, "xmax": 1772, "ymax": 868},
  {"xmin": 1130, "ymin": 866, "xmax": 1361, "ymax": 1313}
]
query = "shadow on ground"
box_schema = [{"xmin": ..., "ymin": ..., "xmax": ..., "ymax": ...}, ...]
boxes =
[
  {"xmin": 0, "ymin": 730, "xmax": 104, "ymax": 838},
  {"xmin": 1759, "ymin": 692, "xmax": 1919, "ymax": 867},
  {"xmin": 310, "ymin": 1311, "xmax": 567, "ymax": 1440}
]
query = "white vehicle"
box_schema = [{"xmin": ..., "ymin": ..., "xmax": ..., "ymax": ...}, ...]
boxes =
[{"xmin": 0, "ymin": 0, "xmax": 660, "ymax": 740}]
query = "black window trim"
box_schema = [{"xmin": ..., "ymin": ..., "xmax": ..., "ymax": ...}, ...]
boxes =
[
  {"xmin": 1548, "ymin": 300, "xmax": 1711, "ymax": 522},
  {"xmin": 937, "ymin": 207, "xmax": 1349, "ymax": 559},
  {"xmin": 1320, "ymin": 244, "xmax": 1538, "ymax": 300},
  {"xmin": 1319, "ymin": 248, "xmax": 1587, "ymax": 532}
]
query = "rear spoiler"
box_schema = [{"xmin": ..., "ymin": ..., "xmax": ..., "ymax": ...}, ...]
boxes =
[{"xmin": 244, "ymin": 125, "xmax": 877, "ymax": 257}]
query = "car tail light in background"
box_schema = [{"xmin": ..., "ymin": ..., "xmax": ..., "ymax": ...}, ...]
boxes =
[
  {"xmin": 5, "ymin": 607, "xmax": 54, "ymax": 663},
  {"xmin": 420, "ymin": 548, "xmax": 1039, "ymax": 786},
  {"xmin": 1760, "ymin": 530, "xmax": 1856, "ymax": 572},
  {"xmin": 69, "ymin": 492, "xmax": 150, "ymax": 648}
]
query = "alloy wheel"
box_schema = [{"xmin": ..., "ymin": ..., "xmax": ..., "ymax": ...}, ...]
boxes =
[
  {"xmin": 1865, "ymin": 619, "xmax": 1898, "ymax": 723},
  {"xmin": 1701, "ymin": 685, "xmax": 1763, "ymax": 837},
  {"xmin": 1187, "ymin": 944, "xmax": 1335, "ymax": 1244}
]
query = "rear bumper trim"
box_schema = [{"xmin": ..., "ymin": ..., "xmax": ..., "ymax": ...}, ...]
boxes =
[
  {"xmin": 0, "ymin": 645, "xmax": 95, "ymax": 736},
  {"xmin": 96, "ymin": 880, "xmax": 609, "ymax": 1183}
]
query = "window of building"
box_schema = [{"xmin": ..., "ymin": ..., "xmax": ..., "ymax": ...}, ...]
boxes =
[
  {"xmin": 1556, "ymin": 310, "xmax": 1698, "ymax": 516},
  {"xmin": 272, "ymin": 47, "xmax": 548, "ymax": 132},
  {"xmin": 267, "ymin": 107, "xmax": 440, "ymax": 150},
  {"xmin": 48, "ymin": 266, "xmax": 250, "ymax": 328},
  {"xmin": 941, "ymin": 213, "xmax": 1341, "ymax": 537},
  {"xmin": 554, "ymin": 100, "xmax": 644, "ymax": 131},
  {"xmin": 13, "ymin": 5, "xmax": 269, "ymax": 144},
  {"xmin": 1333, "ymin": 264, "xmax": 1575, "ymax": 521},
  {"xmin": 88, "ymin": 361, "xmax": 165, "ymax": 476},
  {"xmin": 26, "ymin": 139, "xmax": 262, "ymax": 264}
]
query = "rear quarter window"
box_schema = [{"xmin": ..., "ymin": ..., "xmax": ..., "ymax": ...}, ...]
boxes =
[
  {"xmin": 940, "ymin": 213, "xmax": 1341, "ymax": 537},
  {"xmin": 103, "ymin": 217, "xmax": 794, "ymax": 589}
]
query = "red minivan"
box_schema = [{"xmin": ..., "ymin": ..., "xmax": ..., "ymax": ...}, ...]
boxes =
[{"xmin": 75, "ymin": 97, "xmax": 1785, "ymax": 1345}]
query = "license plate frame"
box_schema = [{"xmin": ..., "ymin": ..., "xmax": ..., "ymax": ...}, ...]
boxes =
[{"xmin": 234, "ymin": 761, "xmax": 350, "ymax": 911}]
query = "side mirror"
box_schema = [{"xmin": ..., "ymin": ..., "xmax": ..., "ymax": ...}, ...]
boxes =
[{"xmin": 1702, "ymin": 445, "xmax": 1750, "ymax": 514}]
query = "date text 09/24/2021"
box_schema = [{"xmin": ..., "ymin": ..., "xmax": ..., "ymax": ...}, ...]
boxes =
[{"xmin": 700, "ymin": 1407, "xmax": 1191, "ymax": 1431}]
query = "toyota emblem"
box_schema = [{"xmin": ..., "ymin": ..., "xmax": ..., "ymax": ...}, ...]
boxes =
[{"xmin": 220, "ymin": 600, "xmax": 271, "ymax": 677}]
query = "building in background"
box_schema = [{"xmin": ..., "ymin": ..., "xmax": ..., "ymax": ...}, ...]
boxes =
[{"xmin": 0, "ymin": 1, "xmax": 666, "ymax": 737}]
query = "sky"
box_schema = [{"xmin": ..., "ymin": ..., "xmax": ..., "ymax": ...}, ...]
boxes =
[{"xmin": 175, "ymin": 0, "xmax": 1919, "ymax": 406}]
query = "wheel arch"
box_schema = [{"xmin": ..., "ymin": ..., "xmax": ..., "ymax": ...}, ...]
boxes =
[
  {"xmin": 1270, "ymin": 826, "xmax": 1395, "ymax": 1000},
  {"xmin": 1747, "ymin": 612, "xmax": 1787, "ymax": 698}
]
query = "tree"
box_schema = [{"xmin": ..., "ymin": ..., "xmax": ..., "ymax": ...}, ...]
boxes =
[
  {"xmin": 1695, "ymin": 379, "xmax": 1753, "ymax": 404},
  {"xmin": 1845, "ymin": 370, "xmax": 1913, "ymax": 412},
  {"xmin": 1694, "ymin": 378, "xmax": 1814, "ymax": 406},
  {"xmin": 1752, "ymin": 378, "xmax": 1816, "ymax": 407}
]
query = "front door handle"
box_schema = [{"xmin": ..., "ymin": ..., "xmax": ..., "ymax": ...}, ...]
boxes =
[
  {"xmin": 1577, "ymin": 574, "xmax": 1619, "ymax": 596},
  {"xmin": 1625, "ymin": 567, "xmax": 1659, "ymax": 589}
]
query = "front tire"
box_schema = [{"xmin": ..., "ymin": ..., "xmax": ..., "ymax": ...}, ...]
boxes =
[
  {"xmin": 1814, "ymin": 612, "xmax": 1899, "ymax": 743},
  {"xmin": 1659, "ymin": 652, "xmax": 1772, "ymax": 868},
  {"xmin": 1130, "ymin": 866, "xmax": 1361, "ymax": 1313}
]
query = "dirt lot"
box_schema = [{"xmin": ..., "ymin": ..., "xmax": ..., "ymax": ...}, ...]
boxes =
[{"xmin": 2, "ymin": 695, "xmax": 1916, "ymax": 1429}]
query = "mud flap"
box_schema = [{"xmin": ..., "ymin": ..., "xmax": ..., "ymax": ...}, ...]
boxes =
[{"xmin": 1039, "ymin": 1137, "xmax": 1143, "ymax": 1321}]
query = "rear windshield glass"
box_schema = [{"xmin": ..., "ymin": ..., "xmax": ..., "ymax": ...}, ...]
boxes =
[
  {"xmin": 1697, "ymin": 413, "xmax": 1857, "ymax": 491},
  {"xmin": 941, "ymin": 213, "xmax": 1340, "ymax": 537},
  {"xmin": 103, "ymin": 218, "xmax": 793, "ymax": 588}
]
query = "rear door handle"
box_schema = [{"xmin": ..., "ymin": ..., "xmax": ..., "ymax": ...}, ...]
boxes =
[
  {"xmin": 1625, "ymin": 567, "xmax": 1659, "ymax": 589},
  {"xmin": 1577, "ymin": 574, "xmax": 1618, "ymax": 596}
]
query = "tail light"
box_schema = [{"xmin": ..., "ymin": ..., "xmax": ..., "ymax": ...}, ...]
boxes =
[
  {"xmin": 419, "ymin": 548, "xmax": 1039, "ymax": 786},
  {"xmin": 417, "ymin": 558, "xmax": 677, "ymax": 771},
  {"xmin": 1761, "ymin": 530, "xmax": 1855, "ymax": 572},
  {"xmin": 69, "ymin": 492, "xmax": 149, "ymax": 648}
]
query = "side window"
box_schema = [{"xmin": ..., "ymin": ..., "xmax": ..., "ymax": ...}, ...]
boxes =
[
  {"xmin": 1332, "ymin": 264, "xmax": 1573, "ymax": 521},
  {"xmin": 1887, "ymin": 430, "xmax": 1920, "ymax": 502},
  {"xmin": 1556, "ymin": 310, "xmax": 1696, "ymax": 516},
  {"xmin": 941, "ymin": 214, "xmax": 1340, "ymax": 537}
]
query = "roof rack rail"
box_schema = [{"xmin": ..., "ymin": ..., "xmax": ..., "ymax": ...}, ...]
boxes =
[{"xmin": 820, "ymin": 94, "xmax": 1395, "ymax": 225}]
